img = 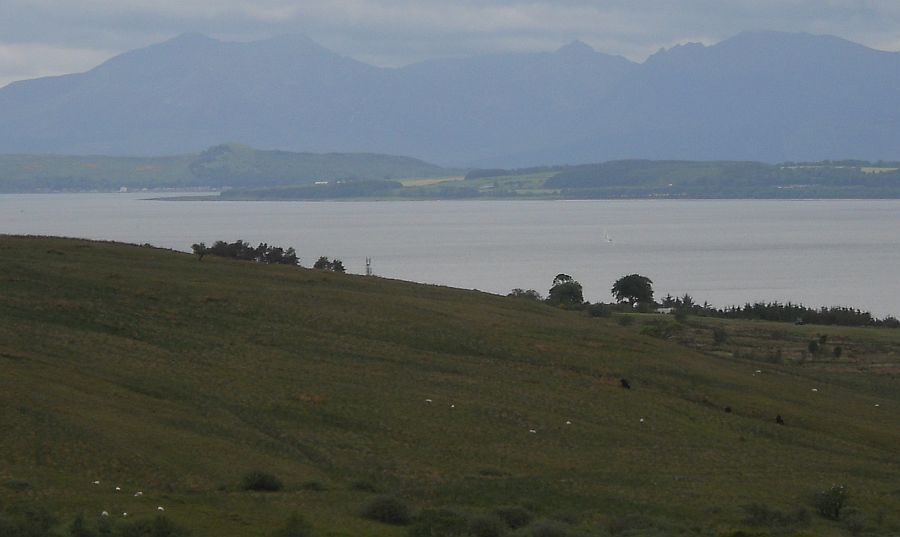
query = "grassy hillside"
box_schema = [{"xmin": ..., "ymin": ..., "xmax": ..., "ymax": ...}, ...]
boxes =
[{"xmin": 1, "ymin": 236, "xmax": 899, "ymax": 537}]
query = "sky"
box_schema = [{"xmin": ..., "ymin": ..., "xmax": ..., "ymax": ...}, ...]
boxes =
[{"xmin": 2, "ymin": 0, "xmax": 900, "ymax": 88}]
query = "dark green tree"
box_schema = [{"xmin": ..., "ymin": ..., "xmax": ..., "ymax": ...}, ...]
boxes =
[
  {"xmin": 190, "ymin": 242, "xmax": 207, "ymax": 261},
  {"xmin": 548, "ymin": 274, "xmax": 584, "ymax": 306},
  {"xmin": 611, "ymin": 274, "xmax": 654, "ymax": 305}
]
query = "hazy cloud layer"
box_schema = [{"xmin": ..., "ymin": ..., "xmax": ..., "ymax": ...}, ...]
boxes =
[{"xmin": 2, "ymin": 0, "xmax": 900, "ymax": 86}]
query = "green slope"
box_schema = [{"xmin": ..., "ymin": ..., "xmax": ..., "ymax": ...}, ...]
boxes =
[
  {"xmin": 0, "ymin": 144, "xmax": 453, "ymax": 193},
  {"xmin": 1, "ymin": 236, "xmax": 898, "ymax": 536}
]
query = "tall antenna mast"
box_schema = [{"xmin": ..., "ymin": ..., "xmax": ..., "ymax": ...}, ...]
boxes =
[{"xmin": 365, "ymin": 257, "xmax": 373, "ymax": 276}]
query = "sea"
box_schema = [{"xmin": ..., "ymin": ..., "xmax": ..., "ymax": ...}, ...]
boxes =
[{"xmin": 2, "ymin": 193, "xmax": 898, "ymax": 318}]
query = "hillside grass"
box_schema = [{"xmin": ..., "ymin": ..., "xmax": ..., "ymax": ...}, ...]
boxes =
[{"xmin": 1, "ymin": 235, "xmax": 898, "ymax": 536}]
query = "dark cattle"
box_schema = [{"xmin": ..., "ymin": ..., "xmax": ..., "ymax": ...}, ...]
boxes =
[
  {"xmin": 775, "ymin": 414, "xmax": 785, "ymax": 425},
  {"xmin": 620, "ymin": 378, "xmax": 631, "ymax": 389}
]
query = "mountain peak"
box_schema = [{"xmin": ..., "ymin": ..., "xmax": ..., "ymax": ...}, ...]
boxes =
[{"xmin": 556, "ymin": 40, "xmax": 596, "ymax": 56}]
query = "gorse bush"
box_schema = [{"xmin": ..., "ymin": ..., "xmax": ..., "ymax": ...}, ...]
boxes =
[
  {"xmin": 741, "ymin": 503, "xmax": 810, "ymax": 528},
  {"xmin": 407, "ymin": 509, "xmax": 467, "ymax": 537},
  {"xmin": 468, "ymin": 515, "xmax": 506, "ymax": 537},
  {"xmin": 362, "ymin": 496, "xmax": 411, "ymax": 525},
  {"xmin": 493, "ymin": 506, "xmax": 533, "ymax": 530},
  {"xmin": 813, "ymin": 484, "xmax": 849, "ymax": 520},
  {"xmin": 241, "ymin": 471, "xmax": 283, "ymax": 492}
]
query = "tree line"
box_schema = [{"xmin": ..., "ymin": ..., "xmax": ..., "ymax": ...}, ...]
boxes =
[
  {"xmin": 191, "ymin": 240, "xmax": 346, "ymax": 272},
  {"xmin": 510, "ymin": 273, "xmax": 898, "ymax": 328}
]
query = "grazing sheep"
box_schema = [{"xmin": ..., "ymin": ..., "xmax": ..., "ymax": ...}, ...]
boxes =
[
  {"xmin": 92, "ymin": 480, "xmax": 100, "ymax": 485},
  {"xmin": 811, "ymin": 388, "xmax": 818, "ymax": 392},
  {"xmin": 134, "ymin": 491, "xmax": 143, "ymax": 497},
  {"xmin": 115, "ymin": 487, "xmax": 121, "ymax": 492},
  {"xmin": 122, "ymin": 512, "xmax": 128, "ymax": 517},
  {"xmin": 529, "ymin": 429, "xmax": 537, "ymax": 434},
  {"xmin": 157, "ymin": 506, "xmax": 165, "ymax": 512},
  {"xmin": 565, "ymin": 420, "xmax": 572, "ymax": 425},
  {"xmin": 101, "ymin": 511, "xmax": 109, "ymax": 517},
  {"xmin": 639, "ymin": 418, "xmax": 645, "ymax": 423},
  {"xmin": 620, "ymin": 378, "xmax": 631, "ymax": 389},
  {"xmin": 775, "ymin": 414, "xmax": 785, "ymax": 425},
  {"xmin": 424, "ymin": 399, "xmax": 432, "ymax": 403}
]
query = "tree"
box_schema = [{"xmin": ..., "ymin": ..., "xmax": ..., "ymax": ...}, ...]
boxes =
[
  {"xmin": 548, "ymin": 274, "xmax": 584, "ymax": 306},
  {"xmin": 611, "ymin": 274, "xmax": 654, "ymax": 305},
  {"xmin": 313, "ymin": 256, "xmax": 346, "ymax": 273},
  {"xmin": 508, "ymin": 288, "xmax": 543, "ymax": 301},
  {"xmin": 191, "ymin": 242, "xmax": 208, "ymax": 261}
]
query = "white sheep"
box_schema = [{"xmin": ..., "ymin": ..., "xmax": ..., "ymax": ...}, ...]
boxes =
[
  {"xmin": 101, "ymin": 511, "xmax": 109, "ymax": 517},
  {"xmin": 529, "ymin": 429, "xmax": 537, "ymax": 433},
  {"xmin": 425, "ymin": 399, "xmax": 432, "ymax": 403},
  {"xmin": 134, "ymin": 491, "xmax": 143, "ymax": 497},
  {"xmin": 92, "ymin": 480, "xmax": 100, "ymax": 485},
  {"xmin": 157, "ymin": 506, "xmax": 165, "ymax": 512},
  {"xmin": 115, "ymin": 486, "xmax": 121, "ymax": 492},
  {"xmin": 565, "ymin": 420, "xmax": 572, "ymax": 425}
]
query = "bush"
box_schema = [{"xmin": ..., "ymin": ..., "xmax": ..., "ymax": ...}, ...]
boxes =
[
  {"xmin": 833, "ymin": 346, "xmax": 843, "ymax": 358},
  {"xmin": 350, "ymin": 479, "xmax": 378, "ymax": 492},
  {"xmin": 241, "ymin": 471, "xmax": 283, "ymax": 492},
  {"xmin": 741, "ymin": 503, "xmax": 810, "ymax": 528},
  {"xmin": 407, "ymin": 509, "xmax": 468, "ymax": 537},
  {"xmin": 468, "ymin": 515, "xmax": 506, "ymax": 537},
  {"xmin": 118, "ymin": 515, "xmax": 190, "ymax": 537},
  {"xmin": 807, "ymin": 340, "xmax": 819, "ymax": 355},
  {"xmin": 493, "ymin": 506, "xmax": 533, "ymax": 530},
  {"xmin": 362, "ymin": 496, "xmax": 411, "ymax": 525},
  {"xmin": 616, "ymin": 315, "xmax": 635, "ymax": 327},
  {"xmin": 587, "ymin": 303, "xmax": 612, "ymax": 318},
  {"xmin": 712, "ymin": 327, "xmax": 728, "ymax": 344},
  {"xmin": 271, "ymin": 513, "xmax": 313, "ymax": 537},
  {"xmin": 813, "ymin": 484, "xmax": 849, "ymax": 520},
  {"xmin": 300, "ymin": 481, "xmax": 327, "ymax": 492},
  {"xmin": 531, "ymin": 521, "xmax": 574, "ymax": 537}
]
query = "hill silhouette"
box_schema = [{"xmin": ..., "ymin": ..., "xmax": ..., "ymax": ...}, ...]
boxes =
[{"xmin": 2, "ymin": 31, "xmax": 897, "ymax": 166}]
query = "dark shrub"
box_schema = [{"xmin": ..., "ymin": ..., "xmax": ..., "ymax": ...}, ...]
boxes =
[
  {"xmin": 741, "ymin": 503, "xmax": 810, "ymax": 528},
  {"xmin": 807, "ymin": 340, "xmax": 819, "ymax": 354},
  {"xmin": 531, "ymin": 521, "xmax": 573, "ymax": 537},
  {"xmin": 300, "ymin": 481, "xmax": 327, "ymax": 492},
  {"xmin": 362, "ymin": 496, "xmax": 411, "ymax": 525},
  {"xmin": 241, "ymin": 471, "xmax": 283, "ymax": 492},
  {"xmin": 271, "ymin": 513, "xmax": 313, "ymax": 537},
  {"xmin": 118, "ymin": 515, "xmax": 190, "ymax": 537},
  {"xmin": 587, "ymin": 303, "xmax": 612, "ymax": 318},
  {"xmin": 616, "ymin": 315, "xmax": 634, "ymax": 327},
  {"xmin": 468, "ymin": 515, "xmax": 506, "ymax": 537},
  {"xmin": 350, "ymin": 480, "xmax": 378, "ymax": 493},
  {"xmin": 69, "ymin": 512, "xmax": 95, "ymax": 537},
  {"xmin": 813, "ymin": 484, "xmax": 849, "ymax": 520},
  {"xmin": 407, "ymin": 509, "xmax": 467, "ymax": 537},
  {"xmin": 712, "ymin": 327, "xmax": 728, "ymax": 344},
  {"xmin": 833, "ymin": 346, "xmax": 843, "ymax": 358},
  {"xmin": 2, "ymin": 479, "xmax": 31, "ymax": 492},
  {"xmin": 493, "ymin": 506, "xmax": 533, "ymax": 529}
]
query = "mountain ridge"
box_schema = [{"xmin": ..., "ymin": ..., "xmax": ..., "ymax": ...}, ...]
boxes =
[{"xmin": 1, "ymin": 31, "xmax": 898, "ymax": 166}]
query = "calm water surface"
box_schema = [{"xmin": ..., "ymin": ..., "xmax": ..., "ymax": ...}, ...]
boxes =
[{"xmin": 2, "ymin": 194, "xmax": 898, "ymax": 317}]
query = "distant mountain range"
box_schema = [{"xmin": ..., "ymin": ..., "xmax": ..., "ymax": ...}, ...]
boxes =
[{"xmin": 1, "ymin": 31, "xmax": 898, "ymax": 167}]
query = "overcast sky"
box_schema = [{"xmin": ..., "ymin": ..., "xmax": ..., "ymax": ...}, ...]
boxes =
[{"xmin": 2, "ymin": 0, "xmax": 900, "ymax": 87}]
